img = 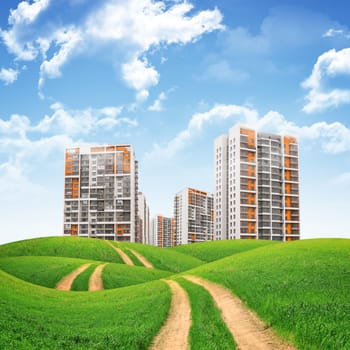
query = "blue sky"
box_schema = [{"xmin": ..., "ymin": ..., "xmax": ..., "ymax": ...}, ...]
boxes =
[{"xmin": 1, "ymin": 0, "xmax": 350, "ymax": 244}]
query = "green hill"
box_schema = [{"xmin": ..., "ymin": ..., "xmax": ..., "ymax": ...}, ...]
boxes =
[
  {"xmin": 0, "ymin": 270, "xmax": 170, "ymax": 349},
  {"xmin": 1, "ymin": 236, "xmax": 349, "ymax": 349},
  {"xmin": 0, "ymin": 256, "xmax": 94, "ymax": 288},
  {"xmin": 170, "ymin": 239, "xmax": 278, "ymax": 262},
  {"xmin": 114, "ymin": 241, "xmax": 204, "ymax": 272},
  {"xmin": 0, "ymin": 236, "xmax": 124, "ymax": 264},
  {"xmin": 186, "ymin": 238, "xmax": 350, "ymax": 349}
]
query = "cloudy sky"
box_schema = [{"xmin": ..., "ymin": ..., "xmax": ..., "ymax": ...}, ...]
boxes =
[{"xmin": 1, "ymin": 0, "xmax": 350, "ymax": 244}]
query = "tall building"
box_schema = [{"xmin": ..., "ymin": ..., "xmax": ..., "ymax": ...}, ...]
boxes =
[
  {"xmin": 214, "ymin": 125, "xmax": 300, "ymax": 241},
  {"xmin": 174, "ymin": 188, "xmax": 214, "ymax": 245},
  {"xmin": 138, "ymin": 192, "xmax": 150, "ymax": 244},
  {"xmin": 63, "ymin": 145, "xmax": 138, "ymax": 241},
  {"xmin": 152, "ymin": 215, "xmax": 175, "ymax": 247}
]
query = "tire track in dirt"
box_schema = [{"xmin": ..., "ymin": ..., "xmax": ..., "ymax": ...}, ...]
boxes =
[
  {"xmin": 105, "ymin": 241, "xmax": 134, "ymax": 265},
  {"xmin": 56, "ymin": 263, "xmax": 91, "ymax": 291},
  {"xmin": 185, "ymin": 275, "xmax": 296, "ymax": 350},
  {"xmin": 149, "ymin": 280, "xmax": 191, "ymax": 350},
  {"xmin": 128, "ymin": 248, "xmax": 154, "ymax": 269},
  {"xmin": 88, "ymin": 263, "xmax": 107, "ymax": 291}
]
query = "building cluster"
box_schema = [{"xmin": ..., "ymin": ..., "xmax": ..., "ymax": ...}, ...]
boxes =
[{"xmin": 63, "ymin": 125, "xmax": 300, "ymax": 245}]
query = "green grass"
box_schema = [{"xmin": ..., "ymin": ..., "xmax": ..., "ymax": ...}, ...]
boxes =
[
  {"xmin": 187, "ymin": 238, "xmax": 350, "ymax": 349},
  {"xmin": 71, "ymin": 263, "xmax": 99, "ymax": 291},
  {"xmin": 102, "ymin": 263, "xmax": 172, "ymax": 289},
  {"xmin": 171, "ymin": 239, "xmax": 278, "ymax": 262},
  {"xmin": 176, "ymin": 277, "xmax": 236, "ymax": 350},
  {"xmin": 116, "ymin": 242, "xmax": 204, "ymax": 272},
  {"xmin": 0, "ymin": 256, "xmax": 93, "ymax": 289},
  {"xmin": 0, "ymin": 270, "xmax": 171, "ymax": 350},
  {"xmin": 121, "ymin": 248, "xmax": 144, "ymax": 266},
  {"xmin": 0, "ymin": 237, "xmax": 124, "ymax": 264}
]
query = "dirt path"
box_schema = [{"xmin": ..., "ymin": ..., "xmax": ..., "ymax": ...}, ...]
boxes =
[
  {"xmin": 88, "ymin": 263, "xmax": 107, "ymax": 291},
  {"xmin": 185, "ymin": 275, "xmax": 296, "ymax": 350},
  {"xmin": 149, "ymin": 280, "xmax": 191, "ymax": 350},
  {"xmin": 128, "ymin": 248, "xmax": 154, "ymax": 269},
  {"xmin": 106, "ymin": 241, "xmax": 134, "ymax": 265},
  {"xmin": 56, "ymin": 263, "xmax": 91, "ymax": 291}
]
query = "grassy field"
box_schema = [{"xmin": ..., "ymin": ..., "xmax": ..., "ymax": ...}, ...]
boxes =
[
  {"xmin": 0, "ymin": 237, "xmax": 124, "ymax": 264},
  {"xmin": 120, "ymin": 248, "xmax": 144, "ymax": 266},
  {"xmin": 102, "ymin": 263, "xmax": 172, "ymax": 289},
  {"xmin": 71, "ymin": 263, "xmax": 99, "ymax": 291},
  {"xmin": 0, "ymin": 256, "xmax": 94, "ymax": 289},
  {"xmin": 187, "ymin": 239, "xmax": 350, "ymax": 349},
  {"xmin": 117, "ymin": 242, "xmax": 204, "ymax": 272},
  {"xmin": 0, "ymin": 270, "xmax": 171, "ymax": 349},
  {"xmin": 171, "ymin": 239, "xmax": 277, "ymax": 262},
  {"xmin": 176, "ymin": 277, "xmax": 236, "ymax": 350},
  {"xmin": 1, "ymin": 236, "xmax": 349, "ymax": 349}
]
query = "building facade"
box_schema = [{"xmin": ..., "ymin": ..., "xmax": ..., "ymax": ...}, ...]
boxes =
[
  {"xmin": 152, "ymin": 215, "xmax": 175, "ymax": 247},
  {"xmin": 137, "ymin": 192, "xmax": 150, "ymax": 244},
  {"xmin": 174, "ymin": 188, "xmax": 214, "ymax": 245},
  {"xmin": 214, "ymin": 125, "xmax": 300, "ymax": 241},
  {"xmin": 63, "ymin": 145, "xmax": 138, "ymax": 241}
]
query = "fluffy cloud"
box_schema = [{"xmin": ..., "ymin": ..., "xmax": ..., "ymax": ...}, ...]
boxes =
[
  {"xmin": 0, "ymin": 0, "xmax": 50, "ymax": 60},
  {"xmin": 149, "ymin": 91, "xmax": 167, "ymax": 111},
  {"xmin": 146, "ymin": 103, "xmax": 350, "ymax": 159},
  {"xmin": 302, "ymin": 48, "xmax": 350, "ymax": 113},
  {"xmin": 0, "ymin": 67, "xmax": 19, "ymax": 85},
  {"xmin": 38, "ymin": 27, "xmax": 82, "ymax": 93},
  {"xmin": 323, "ymin": 28, "xmax": 350, "ymax": 39},
  {"xmin": 122, "ymin": 58, "xmax": 159, "ymax": 92},
  {"xmin": 1, "ymin": 0, "xmax": 223, "ymax": 97}
]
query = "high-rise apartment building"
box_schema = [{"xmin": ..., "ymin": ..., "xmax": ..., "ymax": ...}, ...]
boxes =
[
  {"xmin": 138, "ymin": 192, "xmax": 150, "ymax": 244},
  {"xmin": 214, "ymin": 125, "xmax": 300, "ymax": 241},
  {"xmin": 174, "ymin": 188, "xmax": 214, "ymax": 245},
  {"xmin": 152, "ymin": 215, "xmax": 175, "ymax": 247},
  {"xmin": 63, "ymin": 145, "xmax": 138, "ymax": 241}
]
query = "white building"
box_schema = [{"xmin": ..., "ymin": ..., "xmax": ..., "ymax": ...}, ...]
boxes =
[
  {"xmin": 138, "ymin": 192, "xmax": 150, "ymax": 244},
  {"xmin": 152, "ymin": 215, "xmax": 175, "ymax": 247},
  {"xmin": 63, "ymin": 144, "xmax": 138, "ymax": 241},
  {"xmin": 214, "ymin": 125, "xmax": 300, "ymax": 241},
  {"xmin": 174, "ymin": 188, "xmax": 214, "ymax": 245}
]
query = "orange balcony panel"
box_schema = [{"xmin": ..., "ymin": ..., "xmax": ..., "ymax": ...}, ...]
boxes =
[
  {"xmin": 116, "ymin": 146, "xmax": 127, "ymax": 151},
  {"xmin": 285, "ymin": 157, "xmax": 291, "ymax": 168},
  {"xmin": 106, "ymin": 145, "xmax": 116, "ymax": 152}
]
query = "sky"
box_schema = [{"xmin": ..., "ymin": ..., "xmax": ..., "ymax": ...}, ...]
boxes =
[{"xmin": 0, "ymin": 0, "xmax": 350, "ymax": 244}]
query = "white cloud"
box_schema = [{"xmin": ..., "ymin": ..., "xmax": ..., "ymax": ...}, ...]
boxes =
[
  {"xmin": 122, "ymin": 58, "xmax": 159, "ymax": 92},
  {"xmin": 1, "ymin": 0, "xmax": 223, "ymax": 96},
  {"xmin": 0, "ymin": 0, "xmax": 50, "ymax": 60},
  {"xmin": 0, "ymin": 67, "xmax": 19, "ymax": 85},
  {"xmin": 302, "ymin": 48, "xmax": 350, "ymax": 113},
  {"xmin": 9, "ymin": 0, "xmax": 50, "ymax": 25},
  {"xmin": 323, "ymin": 28, "xmax": 350, "ymax": 39},
  {"xmin": 145, "ymin": 103, "xmax": 350, "ymax": 159},
  {"xmin": 38, "ymin": 27, "xmax": 82, "ymax": 92},
  {"xmin": 145, "ymin": 104, "xmax": 258, "ymax": 158},
  {"xmin": 149, "ymin": 91, "xmax": 167, "ymax": 111},
  {"xmin": 32, "ymin": 103, "xmax": 134, "ymax": 135}
]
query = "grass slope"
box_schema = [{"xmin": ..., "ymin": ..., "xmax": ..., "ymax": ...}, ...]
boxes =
[
  {"xmin": 187, "ymin": 238, "xmax": 350, "ymax": 349},
  {"xmin": 0, "ymin": 256, "xmax": 94, "ymax": 288},
  {"xmin": 177, "ymin": 277, "xmax": 236, "ymax": 350},
  {"xmin": 171, "ymin": 239, "xmax": 278, "ymax": 262},
  {"xmin": 0, "ymin": 237, "xmax": 124, "ymax": 264},
  {"xmin": 71, "ymin": 263, "xmax": 99, "ymax": 291},
  {"xmin": 102, "ymin": 264, "xmax": 172, "ymax": 289},
  {"xmin": 115, "ymin": 242, "xmax": 204, "ymax": 272},
  {"xmin": 0, "ymin": 270, "xmax": 171, "ymax": 350}
]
